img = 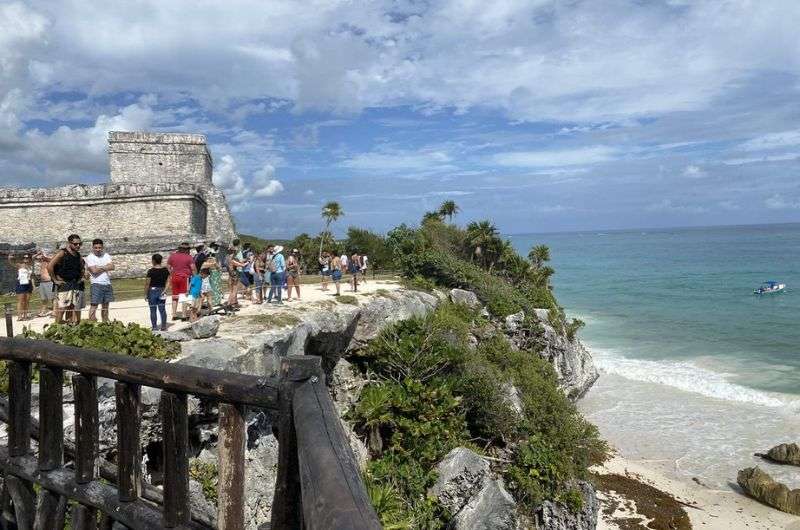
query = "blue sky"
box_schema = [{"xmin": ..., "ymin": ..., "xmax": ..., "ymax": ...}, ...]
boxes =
[{"xmin": 1, "ymin": 0, "xmax": 799, "ymax": 237}]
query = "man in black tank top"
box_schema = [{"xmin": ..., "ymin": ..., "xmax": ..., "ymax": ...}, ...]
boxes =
[{"xmin": 47, "ymin": 234, "xmax": 86, "ymax": 324}]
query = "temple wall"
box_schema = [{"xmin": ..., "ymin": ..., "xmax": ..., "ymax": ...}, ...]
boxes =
[{"xmin": 0, "ymin": 183, "xmax": 207, "ymax": 246}]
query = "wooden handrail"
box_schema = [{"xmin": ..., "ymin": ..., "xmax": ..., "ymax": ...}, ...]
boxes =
[
  {"xmin": 0, "ymin": 337, "xmax": 279, "ymax": 410},
  {"xmin": 293, "ymin": 379, "xmax": 381, "ymax": 530}
]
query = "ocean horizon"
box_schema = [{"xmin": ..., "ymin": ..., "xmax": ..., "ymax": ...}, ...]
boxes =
[{"xmin": 509, "ymin": 223, "xmax": 800, "ymax": 490}]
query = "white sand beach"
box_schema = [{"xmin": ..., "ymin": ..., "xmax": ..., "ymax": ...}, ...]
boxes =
[{"xmin": 595, "ymin": 454, "xmax": 800, "ymax": 530}]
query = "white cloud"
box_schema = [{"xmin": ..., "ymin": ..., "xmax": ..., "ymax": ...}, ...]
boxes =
[
  {"xmin": 764, "ymin": 194, "xmax": 800, "ymax": 210},
  {"xmin": 493, "ymin": 146, "xmax": 618, "ymax": 168},
  {"xmin": 682, "ymin": 164, "xmax": 706, "ymax": 178},
  {"xmin": 741, "ymin": 129, "xmax": 800, "ymax": 151},
  {"xmin": 252, "ymin": 164, "xmax": 285, "ymax": 197},
  {"xmin": 646, "ymin": 199, "xmax": 707, "ymax": 214},
  {"xmin": 722, "ymin": 153, "xmax": 800, "ymax": 166},
  {"xmin": 341, "ymin": 150, "xmax": 455, "ymax": 172}
]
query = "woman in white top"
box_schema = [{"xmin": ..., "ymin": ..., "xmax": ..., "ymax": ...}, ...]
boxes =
[{"xmin": 9, "ymin": 253, "xmax": 35, "ymax": 321}]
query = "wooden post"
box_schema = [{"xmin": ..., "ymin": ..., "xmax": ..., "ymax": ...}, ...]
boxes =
[
  {"xmin": 73, "ymin": 374, "xmax": 99, "ymax": 484},
  {"xmin": 4, "ymin": 303, "xmax": 12, "ymax": 337},
  {"xmin": 8, "ymin": 360, "xmax": 32, "ymax": 457},
  {"xmin": 161, "ymin": 391, "xmax": 189, "ymax": 527},
  {"xmin": 5, "ymin": 476, "xmax": 34, "ymax": 530},
  {"xmin": 32, "ymin": 492, "xmax": 66, "ymax": 530},
  {"xmin": 271, "ymin": 355, "xmax": 324, "ymax": 530},
  {"xmin": 217, "ymin": 403, "xmax": 246, "ymax": 530},
  {"xmin": 115, "ymin": 382, "xmax": 141, "ymax": 502},
  {"xmin": 38, "ymin": 366, "xmax": 64, "ymax": 470},
  {"xmin": 71, "ymin": 504, "xmax": 98, "ymax": 530}
]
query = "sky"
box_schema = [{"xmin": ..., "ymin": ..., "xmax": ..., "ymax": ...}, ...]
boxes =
[{"xmin": 1, "ymin": 0, "xmax": 800, "ymax": 237}]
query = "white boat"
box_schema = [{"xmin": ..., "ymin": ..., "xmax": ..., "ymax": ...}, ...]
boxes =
[{"xmin": 754, "ymin": 281, "xmax": 786, "ymax": 295}]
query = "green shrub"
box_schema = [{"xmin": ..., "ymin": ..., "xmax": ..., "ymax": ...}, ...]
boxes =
[
  {"xmin": 189, "ymin": 460, "xmax": 219, "ymax": 504},
  {"xmin": 336, "ymin": 295, "xmax": 359, "ymax": 305},
  {"xmin": 22, "ymin": 321, "xmax": 176, "ymax": 360},
  {"xmin": 401, "ymin": 275, "xmax": 437, "ymax": 292}
]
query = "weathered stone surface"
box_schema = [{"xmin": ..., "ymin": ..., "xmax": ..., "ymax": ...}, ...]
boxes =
[
  {"xmin": 535, "ymin": 481, "xmax": 599, "ymax": 530},
  {"xmin": 243, "ymin": 434, "xmax": 280, "ymax": 529},
  {"xmin": 430, "ymin": 447, "xmax": 521, "ymax": 529},
  {"xmin": 505, "ymin": 311, "xmax": 525, "ymax": 332},
  {"xmin": 190, "ymin": 315, "xmax": 221, "ymax": 339},
  {"xmin": 529, "ymin": 309, "xmax": 598, "ymax": 400},
  {"xmin": 502, "ymin": 383, "xmax": 524, "ymax": 416},
  {"xmin": 189, "ymin": 479, "xmax": 217, "ymax": 526},
  {"xmin": 760, "ymin": 443, "xmax": 800, "ymax": 466},
  {"xmin": 455, "ymin": 479, "xmax": 519, "ymax": 530},
  {"xmin": 178, "ymin": 338, "xmax": 246, "ymax": 372},
  {"xmin": 738, "ymin": 466, "xmax": 800, "ymax": 515},
  {"xmin": 330, "ymin": 358, "xmax": 366, "ymax": 414},
  {"xmin": 348, "ymin": 289, "xmax": 439, "ymax": 350},
  {"xmin": 431, "ymin": 448, "xmax": 491, "ymax": 514},
  {"xmin": 154, "ymin": 329, "xmax": 191, "ymax": 342},
  {"xmin": 450, "ymin": 288, "xmax": 481, "ymax": 308}
]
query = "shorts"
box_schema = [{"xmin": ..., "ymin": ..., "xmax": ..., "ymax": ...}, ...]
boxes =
[
  {"xmin": 240, "ymin": 271, "xmax": 252, "ymax": 287},
  {"xmin": 321, "ymin": 269, "xmax": 331, "ymax": 276},
  {"xmin": 332, "ymin": 270, "xmax": 342, "ymax": 282},
  {"xmin": 15, "ymin": 282, "xmax": 32, "ymax": 295},
  {"xmin": 90, "ymin": 283, "xmax": 114, "ymax": 305},
  {"xmin": 171, "ymin": 275, "xmax": 189, "ymax": 297},
  {"xmin": 38, "ymin": 281, "xmax": 54, "ymax": 301},
  {"xmin": 57, "ymin": 290, "xmax": 80, "ymax": 309}
]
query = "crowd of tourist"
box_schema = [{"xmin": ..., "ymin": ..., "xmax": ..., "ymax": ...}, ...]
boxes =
[{"xmin": 7, "ymin": 234, "xmax": 370, "ymax": 332}]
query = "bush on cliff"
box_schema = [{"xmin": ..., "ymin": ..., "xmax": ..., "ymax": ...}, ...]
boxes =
[{"xmin": 350, "ymin": 302, "xmax": 607, "ymax": 525}]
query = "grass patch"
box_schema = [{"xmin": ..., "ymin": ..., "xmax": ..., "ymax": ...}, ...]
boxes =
[
  {"xmin": 189, "ymin": 460, "xmax": 219, "ymax": 505},
  {"xmin": 336, "ymin": 295, "xmax": 359, "ymax": 305},
  {"xmin": 244, "ymin": 313, "xmax": 301, "ymax": 328}
]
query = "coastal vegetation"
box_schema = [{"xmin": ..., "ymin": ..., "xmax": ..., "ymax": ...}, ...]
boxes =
[{"xmin": 347, "ymin": 204, "xmax": 607, "ymax": 527}]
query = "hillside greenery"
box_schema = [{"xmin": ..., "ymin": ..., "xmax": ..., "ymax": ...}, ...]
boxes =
[{"xmin": 347, "ymin": 205, "xmax": 606, "ymax": 527}]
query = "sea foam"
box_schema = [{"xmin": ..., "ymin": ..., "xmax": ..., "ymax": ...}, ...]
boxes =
[{"xmin": 593, "ymin": 348, "xmax": 797, "ymax": 409}]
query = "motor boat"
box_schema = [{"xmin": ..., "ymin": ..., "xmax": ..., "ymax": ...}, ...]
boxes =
[{"xmin": 754, "ymin": 281, "xmax": 786, "ymax": 295}]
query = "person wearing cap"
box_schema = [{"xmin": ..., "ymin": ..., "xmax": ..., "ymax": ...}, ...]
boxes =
[
  {"xmin": 285, "ymin": 249, "xmax": 301, "ymax": 301},
  {"xmin": 267, "ymin": 245, "xmax": 285, "ymax": 304},
  {"xmin": 167, "ymin": 242, "xmax": 196, "ymax": 319}
]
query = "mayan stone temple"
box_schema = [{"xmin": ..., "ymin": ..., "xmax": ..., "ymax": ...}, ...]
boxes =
[{"xmin": 0, "ymin": 132, "xmax": 236, "ymax": 281}]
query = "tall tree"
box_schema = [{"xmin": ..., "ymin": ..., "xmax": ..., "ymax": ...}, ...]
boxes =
[
  {"xmin": 466, "ymin": 220, "xmax": 500, "ymax": 266},
  {"xmin": 528, "ymin": 244, "xmax": 551, "ymax": 269},
  {"xmin": 438, "ymin": 200, "xmax": 460, "ymax": 222},
  {"xmin": 319, "ymin": 201, "xmax": 344, "ymax": 258}
]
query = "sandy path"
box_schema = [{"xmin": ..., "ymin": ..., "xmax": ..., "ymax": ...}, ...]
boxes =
[{"xmin": 2, "ymin": 278, "xmax": 404, "ymax": 337}]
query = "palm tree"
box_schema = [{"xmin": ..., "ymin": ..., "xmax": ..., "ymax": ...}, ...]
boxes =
[
  {"xmin": 319, "ymin": 201, "xmax": 343, "ymax": 258},
  {"xmin": 466, "ymin": 220, "xmax": 500, "ymax": 266},
  {"xmin": 438, "ymin": 200, "xmax": 460, "ymax": 222},
  {"xmin": 422, "ymin": 211, "xmax": 444, "ymax": 224},
  {"xmin": 528, "ymin": 244, "xmax": 551, "ymax": 269}
]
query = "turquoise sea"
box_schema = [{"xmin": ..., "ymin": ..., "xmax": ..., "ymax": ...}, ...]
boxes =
[{"xmin": 510, "ymin": 223, "xmax": 800, "ymax": 489}]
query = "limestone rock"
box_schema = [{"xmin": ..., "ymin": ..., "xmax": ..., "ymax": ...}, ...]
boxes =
[
  {"xmin": 349, "ymin": 289, "xmax": 439, "ymax": 350},
  {"xmin": 430, "ymin": 448, "xmax": 521, "ymax": 529},
  {"xmin": 738, "ymin": 466, "xmax": 800, "ymax": 515},
  {"xmin": 189, "ymin": 479, "xmax": 217, "ymax": 526},
  {"xmin": 454, "ymin": 478, "xmax": 519, "ymax": 530},
  {"xmin": 505, "ymin": 311, "xmax": 525, "ymax": 332},
  {"xmin": 243, "ymin": 434, "xmax": 280, "ymax": 529},
  {"xmin": 535, "ymin": 481, "xmax": 599, "ymax": 530},
  {"xmin": 529, "ymin": 309, "xmax": 598, "ymax": 400},
  {"xmin": 154, "ymin": 330, "xmax": 191, "ymax": 342},
  {"xmin": 431, "ymin": 447, "xmax": 491, "ymax": 514},
  {"xmin": 190, "ymin": 315, "xmax": 221, "ymax": 339},
  {"xmin": 330, "ymin": 358, "xmax": 366, "ymax": 414},
  {"xmin": 450, "ymin": 288, "xmax": 480, "ymax": 309},
  {"xmin": 502, "ymin": 383, "xmax": 524, "ymax": 416},
  {"xmin": 762, "ymin": 443, "xmax": 800, "ymax": 466}
]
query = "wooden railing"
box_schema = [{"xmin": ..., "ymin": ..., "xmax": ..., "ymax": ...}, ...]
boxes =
[{"xmin": 0, "ymin": 306, "xmax": 380, "ymax": 529}]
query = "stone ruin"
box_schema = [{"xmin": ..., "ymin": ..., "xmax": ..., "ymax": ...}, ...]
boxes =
[{"xmin": 0, "ymin": 132, "xmax": 236, "ymax": 288}]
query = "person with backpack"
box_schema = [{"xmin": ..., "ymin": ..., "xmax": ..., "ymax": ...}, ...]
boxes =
[{"xmin": 267, "ymin": 246, "xmax": 285, "ymax": 304}]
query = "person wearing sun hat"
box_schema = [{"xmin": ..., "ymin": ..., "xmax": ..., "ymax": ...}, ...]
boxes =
[{"xmin": 267, "ymin": 245, "xmax": 285, "ymax": 304}]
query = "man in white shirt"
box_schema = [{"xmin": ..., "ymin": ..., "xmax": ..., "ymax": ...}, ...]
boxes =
[
  {"xmin": 85, "ymin": 238, "xmax": 115, "ymax": 322},
  {"xmin": 340, "ymin": 253, "xmax": 349, "ymax": 270}
]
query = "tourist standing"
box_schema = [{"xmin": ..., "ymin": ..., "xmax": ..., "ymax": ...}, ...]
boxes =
[
  {"xmin": 331, "ymin": 254, "xmax": 343, "ymax": 296},
  {"xmin": 48, "ymin": 235, "xmax": 85, "ymax": 324},
  {"xmin": 85, "ymin": 239, "xmax": 115, "ymax": 323},
  {"xmin": 262, "ymin": 245, "xmax": 274, "ymax": 304},
  {"xmin": 194, "ymin": 243, "xmax": 209, "ymax": 271},
  {"xmin": 226, "ymin": 241, "xmax": 245, "ymax": 307},
  {"xmin": 34, "ymin": 249, "xmax": 55, "ymax": 317},
  {"xmin": 167, "ymin": 242, "xmax": 196, "ymax": 320},
  {"xmin": 340, "ymin": 252, "xmax": 349, "ymax": 273},
  {"xmin": 253, "ymin": 250, "xmax": 265, "ymax": 304},
  {"xmin": 360, "ymin": 254, "xmax": 368, "ymax": 284},
  {"xmin": 8, "ymin": 253, "xmax": 34, "ymax": 321},
  {"xmin": 267, "ymin": 246, "xmax": 285, "ymax": 304},
  {"xmin": 349, "ymin": 252, "xmax": 361, "ymax": 292},
  {"xmin": 319, "ymin": 252, "xmax": 331, "ymax": 291},
  {"xmin": 286, "ymin": 249, "xmax": 301, "ymax": 301},
  {"xmin": 144, "ymin": 254, "xmax": 170, "ymax": 331}
]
